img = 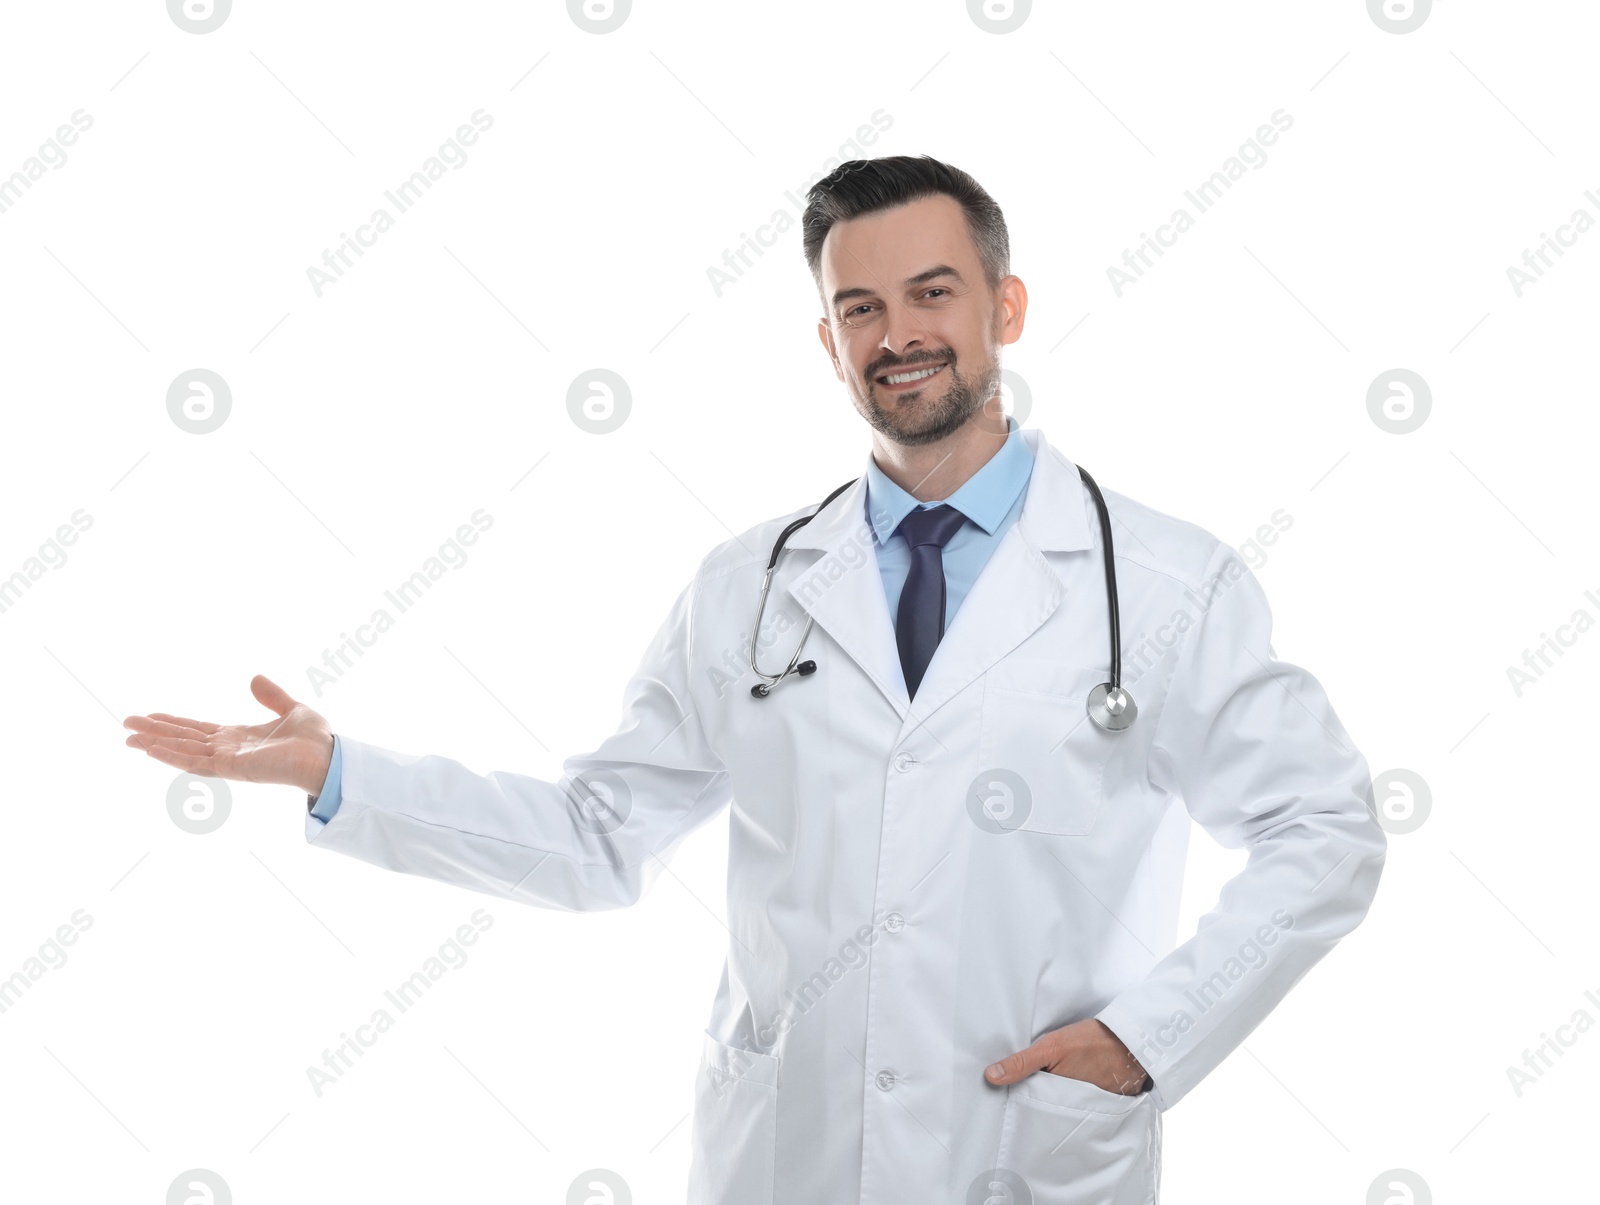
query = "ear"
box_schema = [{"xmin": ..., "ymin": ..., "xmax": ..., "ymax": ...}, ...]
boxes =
[
  {"xmin": 995, "ymin": 274, "xmax": 1028, "ymax": 348},
  {"xmin": 817, "ymin": 317, "xmax": 846, "ymax": 382}
]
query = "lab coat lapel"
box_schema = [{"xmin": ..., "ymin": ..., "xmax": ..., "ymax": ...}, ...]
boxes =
[
  {"xmin": 781, "ymin": 475, "xmax": 911, "ymax": 720},
  {"xmin": 894, "ymin": 428, "xmax": 1096, "ymax": 734},
  {"xmin": 781, "ymin": 427, "xmax": 1095, "ymax": 727}
]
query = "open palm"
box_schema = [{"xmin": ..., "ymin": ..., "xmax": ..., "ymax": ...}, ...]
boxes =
[{"xmin": 123, "ymin": 674, "xmax": 334, "ymax": 796}]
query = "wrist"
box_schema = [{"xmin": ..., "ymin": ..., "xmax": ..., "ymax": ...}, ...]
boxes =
[
  {"xmin": 1092, "ymin": 1020, "xmax": 1148, "ymax": 1093},
  {"xmin": 301, "ymin": 732, "xmax": 335, "ymax": 797}
]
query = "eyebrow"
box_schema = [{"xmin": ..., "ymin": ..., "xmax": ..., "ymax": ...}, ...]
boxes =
[{"xmin": 830, "ymin": 264, "xmax": 966, "ymax": 310}]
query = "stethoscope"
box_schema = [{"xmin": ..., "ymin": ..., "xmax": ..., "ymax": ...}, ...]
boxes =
[{"xmin": 748, "ymin": 465, "xmax": 1138, "ymax": 732}]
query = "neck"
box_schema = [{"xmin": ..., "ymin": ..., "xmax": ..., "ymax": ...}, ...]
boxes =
[{"xmin": 870, "ymin": 397, "xmax": 1011, "ymax": 502}]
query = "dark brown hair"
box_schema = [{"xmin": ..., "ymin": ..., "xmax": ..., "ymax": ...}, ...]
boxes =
[{"xmin": 801, "ymin": 155, "xmax": 1011, "ymax": 295}]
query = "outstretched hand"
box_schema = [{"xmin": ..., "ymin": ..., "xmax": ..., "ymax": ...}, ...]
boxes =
[
  {"xmin": 985, "ymin": 1018, "xmax": 1149, "ymax": 1095},
  {"xmin": 123, "ymin": 675, "xmax": 335, "ymax": 797}
]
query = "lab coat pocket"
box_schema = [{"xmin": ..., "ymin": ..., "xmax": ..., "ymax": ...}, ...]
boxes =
[
  {"xmin": 978, "ymin": 670, "xmax": 1116, "ymax": 835},
  {"xmin": 686, "ymin": 1030, "xmax": 780, "ymax": 1205},
  {"xmin": 996, "ymin": 1071, "xmax": 1161, "ymax": 1205}
]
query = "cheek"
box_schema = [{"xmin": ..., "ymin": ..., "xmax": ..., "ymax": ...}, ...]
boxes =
[
  {"xmin": 947, "ymin": 326, "xmax": 984, "ymax": 360},
  {"xmin": 839, "ymin": 338, "xmax": 874, "ymax": 377}
]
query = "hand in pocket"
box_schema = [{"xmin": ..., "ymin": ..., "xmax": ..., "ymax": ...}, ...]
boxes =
[{"xmin": 985, "ymin": 1018, "xmax": 1149, "ymax": 1095}]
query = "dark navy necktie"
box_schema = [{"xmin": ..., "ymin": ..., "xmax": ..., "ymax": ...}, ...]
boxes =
[{"xmin": 894, "ymin": 503, "xmax": 969, "ymax": 700}]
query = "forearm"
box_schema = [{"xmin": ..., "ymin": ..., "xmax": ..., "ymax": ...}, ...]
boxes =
[{"xmin": 1097, "ymin": 803, "xmax": 1385, "ymax": 1108}]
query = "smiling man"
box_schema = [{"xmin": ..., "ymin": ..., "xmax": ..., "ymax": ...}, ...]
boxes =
[{"xmin": 124, "ymin": 155, "xmax": 1385, "ymax": 1204}]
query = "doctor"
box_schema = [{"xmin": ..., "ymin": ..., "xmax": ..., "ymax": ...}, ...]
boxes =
[{"xmin": 124, "ymin": 155, "xmax": 1386, "ymax": 1204}]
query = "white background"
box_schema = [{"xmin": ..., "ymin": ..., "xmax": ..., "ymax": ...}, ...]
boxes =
[{"xmin": 1, "ymin": 1, "xmax": 1595, "ymax": 1201}]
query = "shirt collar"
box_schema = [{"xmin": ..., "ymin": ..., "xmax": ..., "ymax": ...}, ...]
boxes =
[{"xmin": 863, "ymin": 415, "xmax": 1033, "ymax": 546}]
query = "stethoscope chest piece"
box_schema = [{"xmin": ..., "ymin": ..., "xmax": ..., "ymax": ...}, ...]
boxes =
[{"xmin": 1087, "ymin": 682, "xmax": 1137, "ymax": 732}]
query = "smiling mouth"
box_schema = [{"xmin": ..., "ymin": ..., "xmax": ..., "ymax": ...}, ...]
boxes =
[{"xmin": 876, "ymin": 363, "xmax": 947, "ymax": 387}]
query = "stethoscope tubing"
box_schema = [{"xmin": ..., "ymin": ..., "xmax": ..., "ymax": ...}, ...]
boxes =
[
  {"xmin": 1074, "ymin": 465, "xmax": 1121, "ymax": 691},
  {"xmin": 748, "ymin": 476, "xmax": 859, "ymax": 697},
  {"xmin": 749, "ymin": 465, "xmax": 1128, "ymax": 724}
]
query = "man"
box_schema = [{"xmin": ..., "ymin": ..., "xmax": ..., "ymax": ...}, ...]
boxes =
[{"xmin": 124, "ymin": 155, "xmax": 1385, "ymax": 1204}]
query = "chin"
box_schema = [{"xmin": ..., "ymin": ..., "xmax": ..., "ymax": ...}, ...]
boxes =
[
  {"xmin": 852, "ymin": 373, "xmax": 964, "ymax": 441},
  {"xmin": 882, "ymin": 411, "xmax": 960, "ymax": 447}
]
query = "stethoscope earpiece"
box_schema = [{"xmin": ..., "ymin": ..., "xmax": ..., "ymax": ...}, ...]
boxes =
[
  {"xmin": 750, "ymin": 659, "xmax": 820, "ymax": 698},
  {"xmin": 748, "ymin": 478, "xmax": 860, "ymax": 698}
]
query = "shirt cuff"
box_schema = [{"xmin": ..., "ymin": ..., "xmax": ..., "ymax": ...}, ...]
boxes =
[{"xmin": 306, "ymin": 735, "xmax": 343, "ymax": 826}]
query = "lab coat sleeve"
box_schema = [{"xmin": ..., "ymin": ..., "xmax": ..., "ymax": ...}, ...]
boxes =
[
  {"xmin": 302, "ymin": 570, "xmax": 732, "ymax": 911},
  {"xmin": 1094, "ymin": 541, "xmax": 1386, "ymax": 1111}
]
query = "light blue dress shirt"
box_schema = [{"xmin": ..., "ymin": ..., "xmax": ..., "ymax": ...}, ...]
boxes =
[
  {"xmin": 863, "ymin": 414, "xmax": 1033, "ymax": 649},
  {"xmin": 308, "ymin": 735, "xmax": 342, "ymax": 824},
  {"xmin": 309, "ymin": 417, "xmax": 1034, "ymax": 825}
]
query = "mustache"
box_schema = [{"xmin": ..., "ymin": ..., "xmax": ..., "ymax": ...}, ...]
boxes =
[{"xmin": 868, "ymin": 352, "xmax": 954, "ymax": 377}]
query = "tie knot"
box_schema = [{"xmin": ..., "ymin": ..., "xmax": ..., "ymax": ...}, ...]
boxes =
[{"xmin": 895, "ymin": 503, "xmax": 967, "ymax": 550}]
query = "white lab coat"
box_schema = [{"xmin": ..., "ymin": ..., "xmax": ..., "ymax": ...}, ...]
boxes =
[{"xmin": 306, "ymin": 426, "xmax": 1385, "ymax": 1204}]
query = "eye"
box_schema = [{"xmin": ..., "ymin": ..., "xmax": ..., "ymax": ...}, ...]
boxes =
[
  {"xmin": 844, "ymin": 304, "xmax": 875, "ymax": 318},
  {"xmin": 924, "ymin": 287, "xmax": 951, "ymax": 299}
]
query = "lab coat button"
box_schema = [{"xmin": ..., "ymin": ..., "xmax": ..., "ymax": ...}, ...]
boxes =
[
  {"xmin": 875, "ymin": 1069, "xmax": 896, "ymax": 1090},
  {"xmin": 892, "ymin": 752, "xmax": 918, "ymax": 772},
  {"xmin": 884, "ymin": 912, "xmax": 904, "ymax": 933}
]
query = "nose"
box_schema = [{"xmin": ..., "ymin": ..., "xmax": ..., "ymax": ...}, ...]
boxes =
[{"xmin": 879, "ymin": 299, "xmax": 933, "ymax": 360}]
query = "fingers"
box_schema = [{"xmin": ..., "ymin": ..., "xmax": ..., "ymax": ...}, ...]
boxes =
[
  {"xmin": 123, "ymin": 715, "xmax": 216, "ymax": 740},
  {"xmin": 250, "ymin": 674, "xmax": 298, "ymax": 718},
  {"xmin": 147, "ymin": 712, "xmax": 220, "ymax": 734},
  {"xmin": 986, "ymin": 1028, "xmax": 1077, "ymax": 1084},
  {"xmin": 985, "ymin": 1046, "xmax": 1043, "ymax": 1085},
  {"xmin": 126, "ymin": 736, "xmax": 214, "ymax": 776},
  {"xmin": 125, "ymin": 731, "xmax": 215, "ymax": 758}
]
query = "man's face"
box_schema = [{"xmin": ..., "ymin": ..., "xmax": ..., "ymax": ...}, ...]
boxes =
[{"xmin": 816, "ymin": 193, "xmax": 1025, "ymax": 447}]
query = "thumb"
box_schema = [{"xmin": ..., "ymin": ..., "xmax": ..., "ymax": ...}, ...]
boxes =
[
  {"xmin": 985, "ymin": 1042, "xmax": 1047, "ymax": 1086},
  {"xmin": 250, "ymin": 674, "xmax": 299, "ymax": 717}
]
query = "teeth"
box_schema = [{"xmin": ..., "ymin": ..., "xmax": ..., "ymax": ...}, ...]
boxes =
[{"xmin": 884, "ymin": 365, "xmax": 943, "ymax": 384}]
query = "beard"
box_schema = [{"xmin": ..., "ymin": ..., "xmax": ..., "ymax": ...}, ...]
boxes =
[{"xmin": 852, "ymin": 349, "xmax": 1003, "ymax": 448}]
